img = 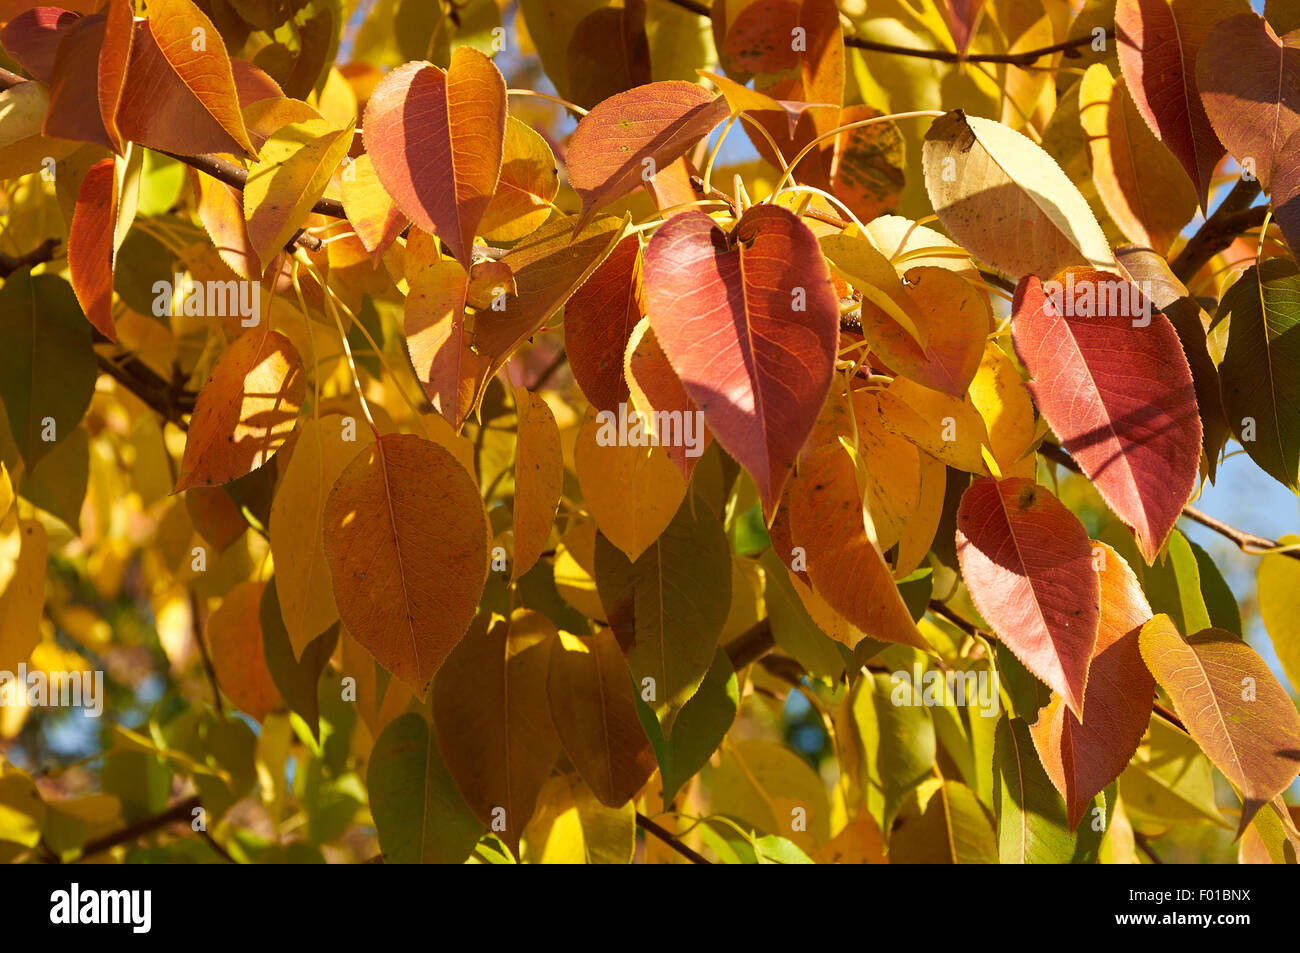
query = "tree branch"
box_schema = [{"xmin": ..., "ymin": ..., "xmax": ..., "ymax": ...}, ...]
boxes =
[
  {"xmin": 1037, "ymin": 441, "xmax": 1300, "ymax": 562},
  {"xmin": 635, "ymin": 811, "xmax": 713, "ymax": 864},
  {"xmin": 1171, "ymin": 178, "xmax": 1267, "ymax": 282},
  {"xmin": 0, "ymin": 238, "xmax": 60, "ymax": 278},
  {"xmin": 71, "ymin": 795, "xmax": 203, "ymax": 861},
  {"xmin": 661, "ymin": 0, "xmax": 1110, "ymax": 66}
]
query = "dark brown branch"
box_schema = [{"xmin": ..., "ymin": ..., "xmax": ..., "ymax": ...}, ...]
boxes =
[
  {"xmin": 73, "ymin": 795, "xmax": 203, "ymax": 861},
  {"xmin": 1038, "ymin": 441, "xmax": 1300, "ymax": 562},
  {"xmin": 635, "ymin": 812, "xmax": 713, "ymax": 864},
  {"xmin": 0, "ymin": 238, "xmax": 60, "ymax": 278},
  {"xmin": 661, "ymin": 0, "xmax": 1110, "ymax": 66},
  {"xmin": 723, "ymin": 618, "xmax": 775, "ymax": 669},
  {"xmin": 1171, "ymin": 179, "xmax": 1267, "ymax": 282},
  {"xmin": 94, "ymin": 344, "xmax": 197, "ymax": 426},
  {"xmin": 1133, "ymin": 831, "xmax": 1165, "ymax": 864}
]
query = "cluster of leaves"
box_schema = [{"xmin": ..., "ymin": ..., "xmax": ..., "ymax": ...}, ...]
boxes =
[{"xmin": 0, "ymin": 0, "xmax": 1298, "ymax": 865}]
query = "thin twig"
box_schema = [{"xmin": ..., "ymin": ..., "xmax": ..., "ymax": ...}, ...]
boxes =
[
  {"xmin": 1171, "ymin": 179, "xmax": 1267, "ymax": 282},
  {"xmin": 1133, "ymin": 831, "xmax": 1165, "ymax": 864},
  {"xmin": 1037, "ymin": 442, "xmax": 1300, "ymax": 562},
  {"xmin": 636, "ymin": 812, "xmax": 713, "ymax": 864},
  {"xmin": 74, "ymin": 795, "xmax": 203, "ymax": 861},
  {"xmin": 660, "ymin": 0, "xmax": 1111, "ymax": 66}
]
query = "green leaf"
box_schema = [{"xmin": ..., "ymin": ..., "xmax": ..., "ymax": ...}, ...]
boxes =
[
  {"xmin": 993, "ymin": 716, "xmax": 1104, "ymax": 863},
  {"xmin": 0, "ymin": 269, "xmax": 96, "ymax": 473},
  {"xmin": 594, "ymin": 494, "xmax": 732, "ymax": 732},
  {"xmin": 890, "ymin": 778, "xmax": 999, "ymax": 863},
  {"xmin": 850, "ymin": 671, "xmax": 936, "ymax": 834},
  {"xmin": 259, "ymin": 578, "xmax": 339, "ymax": 741},
  {"xmin": 635, "ymin": 646, "xmax": 739, "ymax": 806},
  {"xmin": 1216, "ymin": 258, "xmax": 1300, "ymax": 490},
  {"xmin": 367, "ymin": 712, "xmax": 484, "ymax": 864}
]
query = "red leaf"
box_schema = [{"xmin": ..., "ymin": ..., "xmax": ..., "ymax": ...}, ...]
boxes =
[
  {"xmin": 942, "ymin": 0, "xmax": 985, "ymax": 54},
  {"xmin": 67, "ymin": 156, "xmax": 117, "ymax": 341},
  {"xmin": 956, "ymin": 476, "xmax": 1100, "ymax": 719},
  {"xmin": 564, "ymin": 234, "xmax": 643, "ymax": 414},
  {"xmin": 0, "ymin": 6, "xmax": 79, "ymax": 82},
  {"xmin": 362, "ymin": 50, "xmax": 506, "ymax": 269},
  {"xmin": 97, "ymin": 0, "xmax": 133, "ymax": 153},
  {"xmin": 643, "ymin": 205, "xmax": 839, "ymax": 516},
  {"xmin": 1011, "ymin": 270, "xmax": 1200, "ymax": 563},
  {"xmin": 1029, "ymin": 541, "xmax": 1154, "ymax": 829},
  {"xmin": 43, "ymin": 13, "xmax": 112, "ymax": 147},
  {"xmin": 112, "ymin": 0, "xmax": 256, "ymax": 157},
  {"xmin": 566, "ymin": 81, "xmax": 729, "ymax": 229},
  {"xmin": 1116, "ymin": 0, "xmax": 1246, "ymax": 209},
  {"xmin": 1196, "ymin": 12, "xmax": 1300, "ymax": 191}
]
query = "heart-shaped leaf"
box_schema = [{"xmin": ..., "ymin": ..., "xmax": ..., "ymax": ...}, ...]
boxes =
[
  {"xmin": 956, "ymin": 476, "xmax": 1100, "ymax": 719},
  {"xmin": 362, "ymin": 49, "xmax": 506, "ymax": 268},
  {"xmin": 644, "ymin": 205, "xmax": 839, "ymax": 516},
  {"xmin": 1012, "ymin": 270, "xmax": 1201, "ymax": 563}
]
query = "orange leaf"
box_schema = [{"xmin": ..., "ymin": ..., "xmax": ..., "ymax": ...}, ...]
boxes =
[
  {"xmin": 67, "ymin": 157, "xmax": 118, "ymax": 340},
  {"xmin": 362, "ymin": 50, "xmax": 506, "ymax": 269},
  {"xmin": 205, "ymin": 580, "xmax": 281, "ymax": 723},
  {"xmin": 323, "ymin": 433, "xmax": 488, "ymax": 696},
  {"xmin": 174, "ymin": 327, "xmax": 304, "ymax": 491}
]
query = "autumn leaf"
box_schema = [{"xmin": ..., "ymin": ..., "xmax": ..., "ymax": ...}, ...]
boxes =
[
  {"xmin": 547, "ymin": 628, "xmax": 657, "ymax": 808},
  {"xmin": 243, "ymin": 116, "xmax": 354, "ymax": 268},
  {"xmin": 174, "ymin": 327, "xmax": 305, "ymax": 491},
  {"xmin": 431, "ymin": 610, "xmax": 560, "ymax": 858},
  {"xmin": 67, "ymin": 157, "xmax": 117, "ymax": 340},
  {"xmin": 511, "ymin": 388, "xmax": 563, "ymax": 580},
  {"xmin": 323, "ymin": 433, "xmax": 488, "ymax": 696},
  {"xmin": 644, "ymin": 205, "xmax": 839, "ymax": 517},
  {"xmin": 566, "ymin": 80, "xmax": 728, "ymax": 228},
  {"xmin": 269, "ymin": 413, "xmax": 371, "ymax": 659},
  {"xmin": 362, "ymin": 50, "xmax": 506, "ymax": 268},
  {"xmin": 1116, "ymin": 0, "xmax": 1246, "ymax": 208},
  {"xmin": 1029, "ymin": 542, "xmax": 1155, "ymax": 829},
  {"xmin": 205, "ymin": 580, "xmax": 281, "ymax": 722},
  {"xmin": 956, "ymin": 477, "xmax": 1100, "ymax": 718},
  {"xmin": 564, "ymin": 234, "xmax": 643, "ymax": 416},
  {"xmin": 1196, "ymin": 12, "xmax": 1300, "ymax": 190},
  {"xmin": 922, "ymin": 110, "xmax": 1115, "ymax": 279},
  {"xmin": 1012, "ymin": 270, "xmax": 1201, "ymax": 562},
  {"xmin": 1139, "ymin": 615, "xmax": 1300, "ymax": 832}
]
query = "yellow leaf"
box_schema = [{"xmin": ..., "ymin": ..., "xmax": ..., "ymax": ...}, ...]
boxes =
[
  {"xmin": 270, "ymin": 414, "xmax": 374, "ymax": 658},
  {"xmin": 575, "ymin": 409, "xmax": 686, "ymax": 561},
  {"xmin": 512, "ymin": 388, "xmax": 563, "ymax": 580},
  {"xmin": 0, "ymin": 519, "xmax": 46, "ymax": 672},
  {"xmin": 243, "ymin": 117, "xmax": 355, "ymax": 267}
]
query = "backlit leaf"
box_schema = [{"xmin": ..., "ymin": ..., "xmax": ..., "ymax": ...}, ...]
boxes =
[
  {"xmin": 1139, "ymin": 615, "xmax": 1300, "ymax": 831},
  {"xmin": 362, "ymin": 49, "xmax": 506, "ymax": 268},
  {"xmin": 956, "ymin": 477, "xmax": 1100, "ymax": 718},
  {"xmin": 1012, "ymin": 270, "xmax": 1201, "ymax": 562},
  {"xmin": 644, "ymin": 205, "xmax": 839, "ymax": 516},
  {"xmin": 922, "ymin": 110, "xmax": 1115, "ymax": 279},
  {"xmin": 323, "ymin": 433, "xmax": 488, "ymax": 695},
  {"xmin": 174, "ymin": 327, "xmax": 304, "ymax": 491}
]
